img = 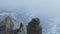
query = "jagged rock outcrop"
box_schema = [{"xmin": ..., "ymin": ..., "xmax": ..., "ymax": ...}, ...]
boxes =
[
  {"xmin": 27, "ymin": 18, "xmax": 42, "ymax": 34},
  {"xmin": 13, "ymin": 22, "xmax": 26, "ymax": 34},
  {"xmin": 0, "ymin": 15, "xmax": 14, "ymax": 34}
]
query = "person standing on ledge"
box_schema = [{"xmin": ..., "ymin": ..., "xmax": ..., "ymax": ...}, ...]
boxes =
[{"xmin": 27, "ymin": 18, "xmax": 42, "ymax": 34}]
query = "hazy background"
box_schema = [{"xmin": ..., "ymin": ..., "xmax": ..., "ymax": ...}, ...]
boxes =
[{"xmin": 0, "ymin": 0, "xmax": 60, "ymax": 34}]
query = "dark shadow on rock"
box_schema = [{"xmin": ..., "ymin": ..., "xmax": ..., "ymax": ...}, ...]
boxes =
[{"xmin": 27, "ymin": 18, "xmax": 42, "ymax": 34}]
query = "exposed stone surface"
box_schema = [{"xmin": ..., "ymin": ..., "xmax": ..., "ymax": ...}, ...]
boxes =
[
  {"xmin": 27, "ymin": 18, "xmax": 42, "ymax": 34},
  {"xmin": 0, "ymin": 15, "xmax": 14, "ymax": 34},
  {"xmin": 13, "ymin": 22, "xmax": 26, "ymax": 34}
]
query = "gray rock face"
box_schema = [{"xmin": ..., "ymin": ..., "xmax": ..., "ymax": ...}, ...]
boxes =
[
  {"xmin": 13, "ymin": 22, "xmax": 26, "ymax": 34},
  {"xmin": 0, "ymin": 15, "xmax": 14, "ymax": 34},
  {"xmin": 27, "ymin": 18, "xmax": 42, "ymax": 34}
]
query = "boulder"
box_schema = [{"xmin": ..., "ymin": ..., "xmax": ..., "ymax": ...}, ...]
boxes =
[{"xmin": 27, "ymin": 18, "xmax": 42, "ymax": 34}]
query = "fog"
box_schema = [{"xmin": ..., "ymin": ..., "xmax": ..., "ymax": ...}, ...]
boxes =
[{"xmin": 0, "ymin": 0, "xmax": 60, "ymax": 34}]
